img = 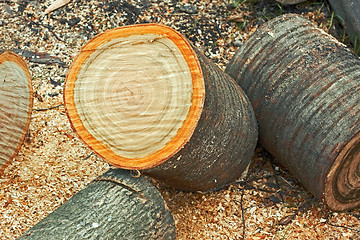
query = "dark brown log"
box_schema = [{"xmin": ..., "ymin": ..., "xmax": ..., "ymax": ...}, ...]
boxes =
[
  {"xmin": 64, "ymin": 24, "xmax": 258, "ymax": 191},
  {"xmin": 226, "ymin": 14, "xmax": 360, "ymax": 211},
  {"xmin": 18, "ymin": 168, "xmax": 176, "ymax": 240},
  {"xmin": 0, "ymin": 51, "xmax": 33, "ymax": 175}
]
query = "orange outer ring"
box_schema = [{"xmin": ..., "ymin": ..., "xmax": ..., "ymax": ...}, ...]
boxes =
[{"xmin": 64, "ymin": 24, "xmax": 205, "ymax": 170}]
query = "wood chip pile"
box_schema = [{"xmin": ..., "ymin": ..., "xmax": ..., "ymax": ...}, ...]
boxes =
[{"xmin": 0, "ymin": 0, "xmax": 359, "ymax": 239}]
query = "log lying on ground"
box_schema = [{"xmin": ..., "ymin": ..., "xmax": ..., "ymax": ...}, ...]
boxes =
[
  {"xmin": 275, "ymin": 0, "xmax": 306, "ymax": 5},
  {"xmin": 64, "ymin": 24, "xmax": 258, "ymax": 191},
  {"xmin": 329, "ymin": 0, "xmax": 360, "ymax": 46},
  {"xmin": 18, "ymin": 168, "xmax": 176, "ymax": 240},
  {"xmin": 226, "ymin": 14, "xmax": 360, "ymax": 211},
  {"xmin": 0, "ymin": 51, "xmax": 32, "ymax": 175}
]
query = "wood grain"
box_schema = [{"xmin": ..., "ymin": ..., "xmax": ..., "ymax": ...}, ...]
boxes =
[
  {"xmin": 65, "ymin": 24, "xmax": 204, "ymax": 169},
  {"xmin": 65, "ymin": 24, "xmax": 258, "ymax": 191},
  {"xmin": 0, "ymin": 51, "xmax": 32, "ymax": 175}
]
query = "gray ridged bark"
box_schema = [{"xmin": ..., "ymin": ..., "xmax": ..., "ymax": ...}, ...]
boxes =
[
  {"xmin": 329, "ymin": 0, "xmax": 360, "ymax": 45},
  {"xmin": 226, "ymin": 14, "xmax": 360, "ymax": 211},
  {"xmin": 18, "ymin": 169, "xmax": 176, "ymax": 240},
  {"xmin": 143, "ymin": 48, "xmax": 258, "ymax": 192}
]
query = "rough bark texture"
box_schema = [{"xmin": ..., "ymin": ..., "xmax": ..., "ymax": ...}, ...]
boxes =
[
  {"xmin": 276, "ymin": 0, "xmax": 306, "ymax": 5},
  {"xmin": 64, "ymin": 24, "xmax": 258, "ymax": 192},
  {"xmin": 0, "ymin": 51, "xmax": 32, "ymax": 175},
  {"xmin": 329, "ymin": 0, "xmax": 360, "ymax": 45},
  {"xmin": 226, "ymin": 14, "xmax": 360, "ymax": 211},
  {"xmin": 144, "ymin": 48, "xmax": 258, "ymax": 192},
  {"xmin": 18, "ymin": 169, "xmax": 176, "ymax": 240}
]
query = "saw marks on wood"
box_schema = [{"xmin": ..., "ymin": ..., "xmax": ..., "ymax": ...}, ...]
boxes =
[
  {"xmin": 0, "ymin": 52, "xmax": 32, "ymax": 174},
  {"xmin": 65, "ymin": 24, "xmax": 205, "ymax": 169}
]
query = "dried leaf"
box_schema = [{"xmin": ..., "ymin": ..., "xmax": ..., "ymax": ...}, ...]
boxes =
[{"xmin": 44, "ymin": 0, "xmax": 72, "ymax": 14}]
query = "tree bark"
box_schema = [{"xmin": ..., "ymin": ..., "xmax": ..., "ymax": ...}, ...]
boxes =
[
  {"xmin": 18, "ymin": 168, "xmax": 176, "ymax": 240},
  {"xmin": 329, "ymin": 0, "xmax": 360, "ymax": 46},
  {"xmin": 64, "ymin": 24, "xmax": 258, "ymax": 191},
  {"xmin": 0, "ymin": 51, "xmax": 33, "ymax": 175},
  {"xmin": 226, "ymin": 14, "xmax": 360, "ymax": 211},
  {"xmin": 143, "ymin": 47, "xmax": 258, "ymax": 191},
  {"xmin": 276, "ymin": 0, "xmax": 306, "ymax": 5}
]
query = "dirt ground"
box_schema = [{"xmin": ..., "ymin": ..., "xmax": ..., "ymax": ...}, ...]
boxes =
[{"xmin": 0, "ymin": 0, "xmax": 359, "ymax": 239}]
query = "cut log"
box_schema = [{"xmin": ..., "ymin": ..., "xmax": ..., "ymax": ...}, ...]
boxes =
[
  {"xmin": 275, "ymin": 0, "xmax": 306, "ymax": 5},
  {"xmin": 226, "ymin": 14, "xmax": 360, "ymax": 211},
  {"xmin": 329, "ymin": 0, "xmax": 360, "ymax": 46},
  {"xmin": 18, "ymin": 168, "xmax": 176, "ymax": 240},
  {"xmin": 0, "ymin": 51, "xmax": 32, "ymax": 175},
  {"xmin": 64, "ymin": 24, "xmax": 258, "ymax": 191}
]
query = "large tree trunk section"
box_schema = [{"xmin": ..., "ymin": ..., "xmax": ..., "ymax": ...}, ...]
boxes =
[
  {"xmin": 0, "ymin": 51, "xmax": 32, "ymax": 175},
  {"xmin": 226, "ymin": 14, "xmax": 360, "ymax": 211},
  {"xmin": 18, "ymin": 168, "xmax": 176, "ymax": 240},
  {"xmin": 143, "ymin": 48, "xmax": 257, "ymax": 191},
  {"xmin": 329, "ymin": 0, "xmax": 360, "ymax": 46},
  {"xmin": 276, "ymin": 0, "xmax": 306, "ymax": 5},
  {"xmin": 64, "ymin": 24, "xmax": 258, "ymax": 191}
]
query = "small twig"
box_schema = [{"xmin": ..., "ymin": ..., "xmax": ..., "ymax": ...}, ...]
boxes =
[
  {"xmin": 279, "ymin": 175, "xmax": 295, "ymax": 188},
  {"xmin": 235, "ymin": 172, "xmax": 282, "ymax": 186},
  {"xmin": 270, "ymin": 163, "xmax": 284, "ymax": 202},
  {"xmin": 240, "ymin": 187, "xmax": 246, "ymax": 239},
  {"xmin": 278, "ymin": 199, "xmax": 313, "ymax": 225},
  {"xmin": 326, "ymin": 222, "xmax": 360, "ymax": 234},
  {"xmin": 82, "ymin": 152, "xmax": 94, "ymax": 161},
  {"xmin": 33, "ymin": 104, "xmax": 63, "ymax": 111}
]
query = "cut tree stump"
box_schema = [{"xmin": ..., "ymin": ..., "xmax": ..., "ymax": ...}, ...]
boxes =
[
  {"xmin": 0, "ymin": 51, "xmax": 32, "ymax": 175},
  {"xmin": 226, "ymin": 14, "xmax": 360, "ymax": 211},
  {"xmin": 18, "ymin": 168, "xmax": 176, "ymax": 240},
  {"xmin": 64, "ymin": 24, "xmax": 258, "ymax": 191}
]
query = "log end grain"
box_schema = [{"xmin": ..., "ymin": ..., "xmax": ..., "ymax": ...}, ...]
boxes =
[
  {"xmin": 325, "ymin": 132, "xmax": 360, "ymax": 211},
  {"xmin": 0, "ymin": 51, "xmax": 32, "ymax": 175},
  {"xmin": 64, "ymin": 24, "xmax": 205, "ymax": 170},
  {"xmin": 226, "ymin": 13, "xmax": 360, "ymax": 211}
]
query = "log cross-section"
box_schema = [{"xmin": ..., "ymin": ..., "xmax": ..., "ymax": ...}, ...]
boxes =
[
  {"xmin": 0, "ymin": 51, "xmax": 32, "ymax": 174},
  {"xmin": 64, "ymin": 24, "xmax": 258, "ymax": 191},
  {"xmin": 65, "ymin": 25, "xmax": 205, "ymax": 170}
]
